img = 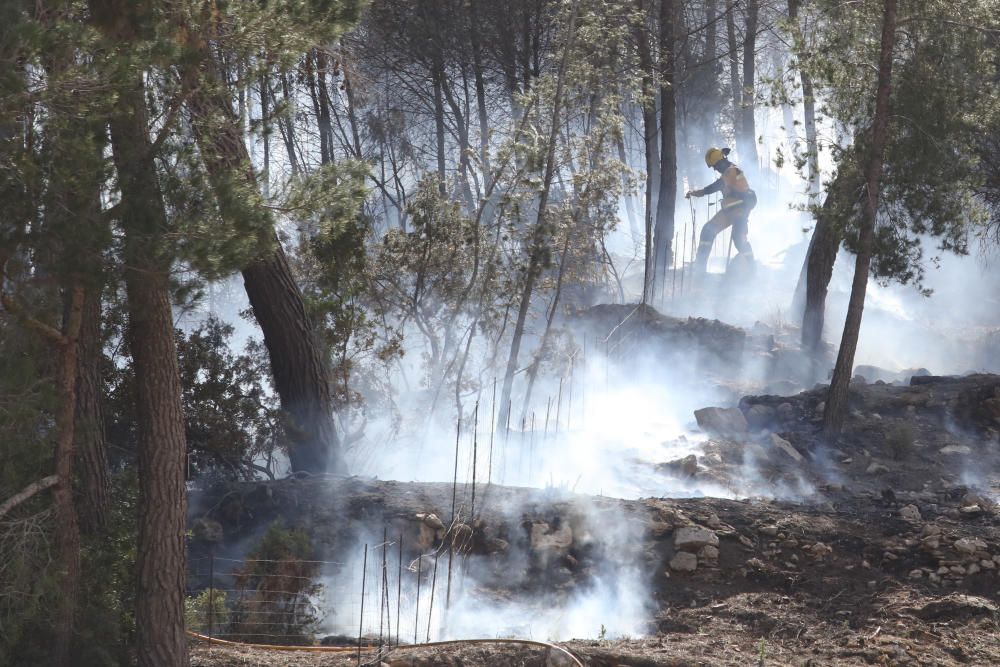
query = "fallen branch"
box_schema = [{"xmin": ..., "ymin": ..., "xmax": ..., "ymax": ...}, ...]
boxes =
[{"xmin": 0, "ymin": 475, "xmax": 59, "ymax": 521}]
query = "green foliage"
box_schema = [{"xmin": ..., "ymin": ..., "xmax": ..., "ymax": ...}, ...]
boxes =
[
  {"xmin": 177, "ymin": 318, "xmax": 284, "ymax": 480},
  {"xmin": 226, "ymin": 522, "xmax": 323, "ymax": 645},
  {"xmin": 804, "ymin": 0, "xmax": 996, "ymax": 290},
  {"xmin": 185, "ymin": 588, "xmax": 229, "ymax": 634}
]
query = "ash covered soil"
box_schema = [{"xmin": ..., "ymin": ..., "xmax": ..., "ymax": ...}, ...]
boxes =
[{"xmin": 190, "ymin": 373, "xmax": 1000, "ymax": 666}]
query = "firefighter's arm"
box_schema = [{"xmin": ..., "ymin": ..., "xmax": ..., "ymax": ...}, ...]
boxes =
[{"xmin": 687, "ymin": 177, "xmax": 724, "ymax": 198}]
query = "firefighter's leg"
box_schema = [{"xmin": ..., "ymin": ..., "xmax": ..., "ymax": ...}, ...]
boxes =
[
  {"xmin": 695, "ymin": 209, "xmax": 733, "ymax": 272},
  {"xmin": 732, "ymin": 214, "xmax": 753, "ymax": 259}
]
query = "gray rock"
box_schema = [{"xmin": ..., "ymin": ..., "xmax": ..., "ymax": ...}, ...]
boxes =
[
  {"xmin": 674, "ymin": 526, "xmax": 719, "ymax": 551},
  {"xmin": 744, "ymin": 404, "xmax": 776, "ymax": 429},
  {"xmin": 954, "ymin": 537, "xmax": 987, "ymax": 555},
  {"xmin": 669, "ymin": 551, "xmax": 698, "ymax": 572},
  {"xmin": 940, "ymin": 445, "xmax": 972, "ymax": 455},
  {"xmin": 899, "ymin": 504, "xmax": 922, "ymax": 522},
  {"xmin": 767, "ymin": 433, "xmax": 803, "ymax": 463},
  {"xmin": 694, "ymin": 407, "xmax": 748, "ymax": 437},
  {"xmin": 866, "ymin": 462, "xmax": 890, "ymax": 474}
]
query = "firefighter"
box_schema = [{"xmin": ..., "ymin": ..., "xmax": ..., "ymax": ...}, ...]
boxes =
[{"xmin": 685, "ymin": 147, "xmax": 757, "ymax": 273}]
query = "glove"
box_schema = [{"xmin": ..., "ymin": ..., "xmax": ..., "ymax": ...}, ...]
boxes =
[{"xmin": 685, "ymin": 189, "xmax": 702, "ymax": 198}]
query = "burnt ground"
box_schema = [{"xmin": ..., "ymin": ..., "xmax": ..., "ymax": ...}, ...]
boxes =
[{"xmin": 188, "ymin": 374, "xmax": 1000, "ymax": 666}]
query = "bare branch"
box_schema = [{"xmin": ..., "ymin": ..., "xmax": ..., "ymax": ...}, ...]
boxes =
[{"xmin": 0, "ymin": 476, "xmax": 59, "ymax": 521}]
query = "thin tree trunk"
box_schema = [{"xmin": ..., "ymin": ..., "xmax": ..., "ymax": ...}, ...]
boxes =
[
  {"xmin": 788, "ymin": 0, "xmax": 820, "ymax": 198},
  {"xmin": 636, "ymin": 0, "xmax": 659, "ymax": 303},
  {"xmin": 653, "ymin": 0, "xmax": 677, "ymax": 302},
  {"xmin": 469, "ymin": 0, "xmax": 492, "ymax": 190},
  {"xmin": 823, "ymin": 0, "xmax": 897, "ymax": 439},
  {"xmin": 432, "ymin": 62, "xmax": 448, "ymax": 196},
  {"xmin": 185, "ymin": 42, "xmax": 346, "ymax": 474},
  {"xmin": 725, "ymin": 0, "xmax": 741, "ymax": 147},
  {"xmin": 740, "ymin": 0, "xmax": 759, "ymax": 169},
  {"xmin": 103, "ymin": 70, "xmax": 190, "ymax": 667},
  {"xmin": 497, "ymin": 2, "xmax": 579, "ymax": 428}
]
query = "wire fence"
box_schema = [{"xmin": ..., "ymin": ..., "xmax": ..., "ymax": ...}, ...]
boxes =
[{"xmin": 187, "ymin": 535, "xmax": 467, "ymax": 653}]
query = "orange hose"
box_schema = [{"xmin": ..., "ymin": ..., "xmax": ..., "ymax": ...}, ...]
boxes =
[{"xmin": 187, "ymin": 630, "xmax": 585, "ymax": 666}]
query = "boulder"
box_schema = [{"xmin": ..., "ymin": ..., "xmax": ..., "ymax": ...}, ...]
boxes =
[
  {"xmin": 744, "ymin": 404, "xmax": 776, "ymax": 429},
  {"xmin": 674, "ymin": 526, "xmax": 719, "ymax": 551},
  {"xmin": 694, "ymin": 407, "xmax": 748, "ymax": 437},
  {"xmin": 669, "ymin": 551, "xmax": 698, "ymax": 572},
  {"xmin": 899, "ymin": 504, "xmax": 922, "ymax": 523}
]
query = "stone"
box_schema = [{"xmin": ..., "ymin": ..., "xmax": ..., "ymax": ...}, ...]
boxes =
[
  {"xmin": 940, "ymin": 445, "xmax": 972, "ymax": 455},
  {"xmin": 669, "ymin": 551, "xmax": 698, "ymax": 572},
  {"xmin": 744, "ymin": 404, "xmax": 776, "ymax": 430},
  {"xmin": 767, "ymin": 433, "xmax": 804, "ymax": 463},
  {"xmin": 674, "ymin": 526, "xmax": 719, "ymax": 551},
  {"xmin": 776, "ymin": 403, "xmax": 796, "ymax": 423},
  {"xmin": 967, "ymin": 563, "xmax": 981, "ymax": 575},
  {"xmin": 899, "ymin": 504, "xmax": 922, "ymax": 522},
  {"xmin": 981, "ymin": 559, "xmax": 995, "ymax": 570},
  {"xmin": 909, "ymin": 569, "xmax": 923, "ymax": 579},
  {"xmin": 659, "ymin": 454, "xmax": 698, "ymax": 478},
  {"xmin": 529, "ymin": 520, "xmax": 573, "ymax": 568},
  {"xmin": 694, "ymin": 407, "xmax": 748, "ymax": 437},
  {"xmin": 960, "ymin": 505, "xmax": 984, "ymax": 517},
  {"xmin": 866, "ymin": 462, "xmax": 890, "ymax": 475},
  {"xmin": 954, "ymin": 538, "xmax": 988, "ymax": 555},
  {"xmin": 698, "ymin": 544, "xmax": 720, "ymax": 566},
  {"xmin": 809, "ymin": 542, "xmax": 833, "ymax": 561},
  {"xmin": 416, "ymin": 512, "xmax": 446, "ymax": 530}
]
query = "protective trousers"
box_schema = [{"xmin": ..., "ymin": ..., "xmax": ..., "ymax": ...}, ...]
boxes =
[{"xmin": 694, "ymin": 206, "xmax": 752, "ymax": 272}]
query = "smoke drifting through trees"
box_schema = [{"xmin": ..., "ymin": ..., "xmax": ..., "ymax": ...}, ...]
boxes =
[{"xmin": 2, "ymin": 0, "xmax": 1000, "ymax": 662}]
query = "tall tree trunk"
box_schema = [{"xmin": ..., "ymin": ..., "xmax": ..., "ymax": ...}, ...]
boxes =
[
  {"xmin": 497, "ymin": 2, "xmax": 579, "ymax": 428},
  {"xmin": 725, "ymin": 0, "xmax": 741, "ymax": 148},
  {"xmin": 75, "ymin": 287, "xmax": 109, "ymax": 534},
  {"xmin": 788, "ymin": 0, "xmax": 820, "ymax": 199},
  {"xmin": 468, "ymin": 0, "xmax": 492, "ymax": 190},
  {"xmin": 51, "ymin": 286, "xmax": 84, "ymax": 667},
  {"xmin": 823, "ymin": 0, "xmax": 897, "ymax": 439},
  {"xmin": 636, "ymin": 0, "xmax": 659, "ymax": 303},
  {"xmin": 185, "ymin": 43, "xmax": 346, "ymax": 474},
  {"xmin": 797, "ymin": 149, "xmax": 864, "ymax": 357},
  {"xmin": 653, "ymin": 0, "xmax": 677, "ymax": 302},
  {"xmin": 105, "ymin": 72, "xmax": 190, "ymax": 667},
  {"xmin": 432, "ymin": 62, "xmax": 448, "ymax": 196},
  {"xmin": 739, "ymin": 0, "xmax": 759, "ymax": 169}
]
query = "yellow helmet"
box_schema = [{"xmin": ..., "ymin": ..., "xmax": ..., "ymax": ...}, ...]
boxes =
[{"xmin": 705, "ymin": 147, "xmax": 725, "ymax": 167}]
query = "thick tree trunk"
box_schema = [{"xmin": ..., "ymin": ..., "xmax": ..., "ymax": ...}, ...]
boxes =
[
  {"xmin": 105, "ymin": 73, "xmax": 190, "ymax": 667},
  {"xmin": 652, "ymin": 0, "xmax": 677, "ymax": 303},
  {"xmin": 823, "ymin": 0, "xmax": 897, "ymax": 439},
  {"xmin": 739, "ymin": 0, "xmax": 760, "ymax": 169},
  {"xmin": 75, "ymin": 287, "xmax": 110, "ymax": 534},
  {"xmin": 52, "ymin": 286, "xmax": 84, "ymax": 667},
  {"xmin": 793, "ymin": 151, "xmax": 864, "ymax": 360},
  {"xmin": 185, "ymin": 48, "xmax": 345, "ymax": 474}
]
